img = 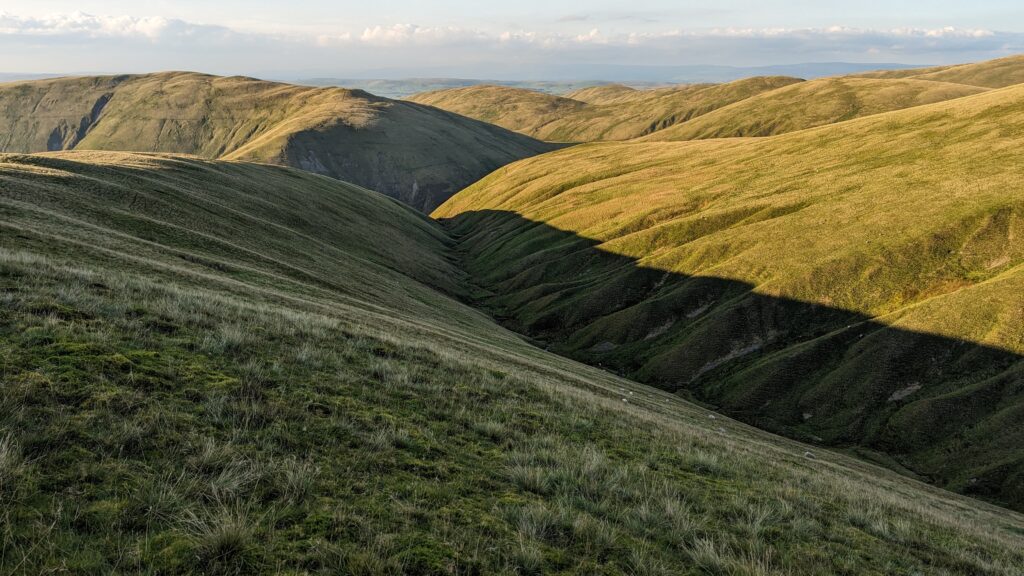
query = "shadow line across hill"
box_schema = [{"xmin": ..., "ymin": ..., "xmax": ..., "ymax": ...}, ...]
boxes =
[{"xmin": 440, "ymin": 209, "xmax": 1024, "ymax": 511}]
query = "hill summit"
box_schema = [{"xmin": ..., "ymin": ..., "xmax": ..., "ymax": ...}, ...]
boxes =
[{"xmin": 0, "ymin": 72, "xmax": 557, "ymax": 211}]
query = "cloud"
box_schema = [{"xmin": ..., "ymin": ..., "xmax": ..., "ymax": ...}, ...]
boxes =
[
  {"xmin": 357, "ymin": 24, "xmax": 489, "ymax": 46},
  {"xmin": 339, "ymin": 24, "xmax": 1022, "ymax": 57},
  {"xmin": 0, "ymin": 11, "xmax": 1021, "ymax": 76},
  {"xmin": 0, "ymin": 11, "xmax": 236, "ymax": 42}
]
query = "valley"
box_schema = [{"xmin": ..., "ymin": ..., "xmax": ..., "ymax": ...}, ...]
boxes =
[
  {"xmin": 434, "ymin": 81, "xmax": 1024, "ymax": 510},
  {"xmin": 3, "ymin": 52, "xmax": 1024, "ymax": 573}
]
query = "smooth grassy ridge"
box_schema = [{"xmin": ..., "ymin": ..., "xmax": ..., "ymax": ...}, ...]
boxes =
[
  {"xmin": 3, "ymin": 152, "xmax": 1023, "ymax": 573},
  {"xmin": 562, "ymin": 84, "xmax": 645, "ymax": 104},
  {"xmin": 434, "ymin": 83, "xmax": 1024, "ymax": 511},
  {"xmin": 408, "ymin": 76, "xmax": 801, "ymax": 142},
  {"xmin": 855, "ymin": 54, "xmax": 1024, "ymax": 88},
  {"xmin": 0, "ymin": 72, "xmax": 555, "ymax": 212},
  {"xmin": 643, "ymin": 77, "xmax": 987, "ymax": 140}
]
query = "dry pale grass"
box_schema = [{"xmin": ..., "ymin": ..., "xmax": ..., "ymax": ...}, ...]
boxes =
[
  {"xmin": 408, "ymin": 76, "xmax": 801, "ymax": 141},
  {"xmin": 643, "ymin": 76, "xmax": 988, "ymax": 140},
  {"xmin": 856, "ymin": 54, "xmax": 1024, "ymax": 88}
]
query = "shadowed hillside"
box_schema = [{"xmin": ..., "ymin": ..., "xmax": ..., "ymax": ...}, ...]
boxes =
[
  {"xmin": 3, "ymin": 151, "xmax": 1023, "ymax": 572},
  {"xmin": 434, "ymin": 83, "xmax": 1024, "ymax": 510},
  {"xmin": 408, "ymin": 76, "xmax": 801, "ymax": 141},
  {"xmin": 441, "ymin": 210, "xmax": 1024, "ymax": 509},
  {"xmin": 643, "ymin": 77, "xmax": 987, "ymax": 140},
  {"xmin": 0, "ymin": 72, "xmax": 556, "ymax": 211}
]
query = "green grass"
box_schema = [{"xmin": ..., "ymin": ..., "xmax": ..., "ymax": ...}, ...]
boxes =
[
  {"xmin": 2, "ymin": 151, "xmax": 1023, "ymax": 573},
  {"xmin": 0, "ymin": 72, "xmax": 556, "ymax": 211},
  {"xmin": 434, "ymin": 82, "xmax": 1024, "ymax": 511},
  {"xmin": 408, "ymin": 76, "xmax": 801, "ymax": 142}
]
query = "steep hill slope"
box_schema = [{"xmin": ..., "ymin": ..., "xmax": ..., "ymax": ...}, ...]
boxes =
[
  {"xmin": 856, "ymin": 54, "xmax": 1024, "ymax": 88},
  {"xmin": 644, "ymin": 77, "xmax": 987, "ymax": 140},
  {"xmin": 3, "ymin": 152, "xmax": 1022, "ymax": 573},
  {"xmin": 408, "ymin": 76, "xmax": 801, "ymax": 141},
  {"xmin": 0, "ymin": 72, "xmax": 555, "ymax": 211},
  {"xmin": 435, "ymin": 84, "xmax": 1024, "ymax": 511}
]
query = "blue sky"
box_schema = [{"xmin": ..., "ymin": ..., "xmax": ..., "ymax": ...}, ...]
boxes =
[{"xmin": 2, "ymin": 1, "xmax": 1023, "ymax": 77}]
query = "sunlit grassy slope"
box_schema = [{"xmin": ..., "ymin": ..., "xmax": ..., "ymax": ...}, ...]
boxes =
[
  {"xmin": 643, "ymin": 77, "xmax": 987, "ymax": 140},
  {"xmin": 0, "ymin": 72, "xmax": 555, "ymax": 211},
  {"xmin": 407, "ymin": 76, "xmax": 801, "ymax": 141},
  {"xmin": 435, "ymin": 83, "xmax": 1024, "ymax": 511},
  {"xmin": 563, "ymin": 84, "xmax": 644, "ymax": 104},
  {"xmin": 3, "ymin": 152, "xmax": 1023, "ymax": 573},
  {"xmin": 856, "ymin": 54, "xmax": 1024, "ymax": 88}
]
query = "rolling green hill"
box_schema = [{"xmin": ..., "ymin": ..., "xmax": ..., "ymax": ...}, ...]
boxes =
[
  {"xmin": 0, "ymin": 72, "xmax": 556, "ymax": 211},
  {"xmin": 407, "ymin": 76, "xmax": 801, "ymax": 141},
  {"xmin": 434, "ymin": 83, "xmax": 1024, "ymax": 512},
  {"xmin": 643, "ymin": 77, "xmax": 987, "ymax": 140},
  {"xmin": 856, "ymin": 54, "xmax": 1024, "ymax": 88},
  {"xmin": 3, "ymin": 151, "xmax": 1022, "ymax": 573}
]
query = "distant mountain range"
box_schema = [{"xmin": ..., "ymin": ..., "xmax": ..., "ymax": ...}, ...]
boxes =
[
  {"xmin": 294, "ymin": 78, "xmax": 652, "ymax": 99},
  {"xmin": 291, "ymin": 62, "xmax": 924, "ymax": 97},
  {"xmin": 2, "ymin": 62, "xmax": 927, "ymax": 99},
  {"xmin": 0, "ymin": 73, "xmax": 62, "ymax": 83}
]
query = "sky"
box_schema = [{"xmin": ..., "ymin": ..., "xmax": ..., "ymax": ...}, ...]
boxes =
[{"xmin": 1, "ymin": 1, "xmax": 1023, "ymax": 79}]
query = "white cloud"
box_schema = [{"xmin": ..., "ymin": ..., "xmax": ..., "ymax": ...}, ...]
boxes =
[
  {"xmin": 0, "ymin": 11, "xmax": 234, "ymax": 41},
  {"xmin": 0, "ymin": 12, "xmax": 1012, "ymax": 49},
  {"xmin": 0, "ymin": 11, "xmax": 1021, "ymax": 75},
  {"xmin": 358, "ymin": 24, "xmax": 488, "ymax": 46}
]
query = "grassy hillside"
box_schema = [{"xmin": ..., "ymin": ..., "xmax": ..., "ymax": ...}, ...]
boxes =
[
  {"xmin": 2, "ymin": 152, "xmax": 1023, "ymax": 573},
  {"xmin": 644, "ymin": 77, "xmax": 987, "ymax": 140},
  {"xmin": 0, "ymin": 72, "xmax": 555, "ymax": 211},
  {"xmin": 408, "ymin": 85, "xmax": 587, "ymax": 140},
  {"xmin": 563, "ymin": 84, "xmax": 643, "ymax": 104},
  {"xmin": 856, "ymin": 54, "xmax": 1024, "ymax": 88},
  {"xmin": 408, "ymin": 76, "xmax": 801, "ymax": 142},
  {"xmin": 406, "ymin": 56, "xmax": 1024, "ymax": 147},
  {"xmin": 435, "ymin": 83, "xmax": 1024, "ymax": 511}
]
